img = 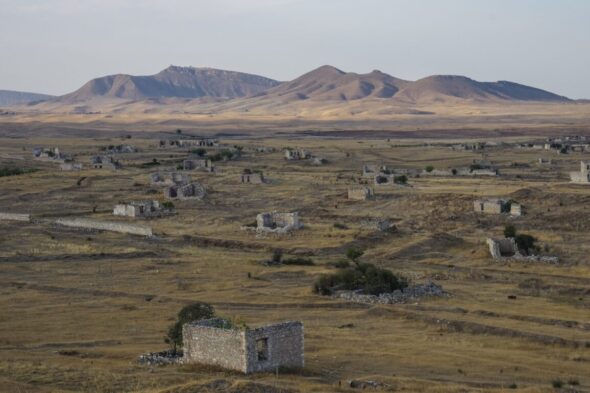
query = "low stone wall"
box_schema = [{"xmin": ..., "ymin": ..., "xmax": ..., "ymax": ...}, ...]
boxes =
[
  {"xmin": 55, "ymin": 218, "xmax": 153, "ymax": 236},
  {"xmin": 0, "ymin": 212, "xmax": 31, "ymax": 222}
]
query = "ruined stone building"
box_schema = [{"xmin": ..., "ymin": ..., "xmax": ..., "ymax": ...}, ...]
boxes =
[
  {"xmin": 103, "ymin": 144, "xmax": 138, "ymax": 154},
  {"xmin": 240, "ymin": 172, "xmax": 265, "ymax": 184},
  {"xmin": 164, "ymin": 182, "xmax": 206, "ymax": 200},
  {"xmin": 256, "ymin": 212, "xmax": 302, "ymax": 233},
  {"xmin": 570, "ymin": 161, "xmax": 590, "ymax": 184},
  {"xmin": 284, "ymin": 148, "xmax": 311, "ymax": 160},
  {"xmin": 150, "ymin": 172, "xmax": 190, "ymax": 187},
  {"xmin": 60, "ymin": 163, "xmax": 83, "ymax": 171},
  {"xmin": 90, "ymin": 155, "xmax": 120, "ymax": 170},
  {"xmin": 183, "ymin": 158, "xmax": 215, "ymax": 172},
  {"xmin": 473, "ymin": 198, "xmax": 521, "ymax": 216},
  {"xmin": 487, "ymin": 238, "xmax": 520, "ymax": 258},
  {"xmin": 182, "ymin": 319, "xmax": 304, "ymax": 374},
  {"xmin": 33, "ymin": 147, "xmax": 67, "ymax": 162},
  {"xmin": 348, "ymin": 187, "xmax": 374, "ymax": 201},
  {"xmin": 159, "ymin": 139, "xmax": 218, "ymax": 148},
  {"xmin": 113, "ymin": 200, "xmax": 164, "ymax": 218}
]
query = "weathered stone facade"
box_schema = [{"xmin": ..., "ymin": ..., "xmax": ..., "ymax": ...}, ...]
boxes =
[
  {"xmin": 90, "ymin": 155, "xmax": 120, "ymax": 170},
  {"xmin": 570, "ymin": 161, "xmax": 590, "ymax": 183},
  {"xmin": 486, "ymin": 238, "xmax": 558, "ymax": 263},
  {"xmin": 164, "ymin": 182, "xmax": 206, "ymax": 200},
  {"xmin": 473, "ymin": 198, "xmax": 509, "ymax": 214},
  {"xmin": 183, "ymin": 158, "xmax": 214, "ymax": 172},
  {"xmin": 182, "ymin": 319, "xmax": 304, "ymax": 374},
  {"xmin": 150, "ymin": 172, "xmax": 190, "ymax": 187},
  {"xmin": 113, "ymin": 200, "xmax": 164, "ymax": 218},
  {"xmin": 348, "ymin": 187, "xmax": 374, "ymax": 201},
  {"xmin": 284, "ymin": 148, "xmax": 310, "ymax": 160},
  {"xmin": 33, "ymin": 147, "xmax": 67, "ymax": 162},
  {"xmin": 60, "ymin": 163, "xmax": 83, "ymax": 171},
  {"xmin": 256, "ymin": 212, "xmax": 302, "ymax": 234}
]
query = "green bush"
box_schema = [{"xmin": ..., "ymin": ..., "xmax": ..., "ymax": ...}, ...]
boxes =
[
  {"xmin": 165, "ymin": 302, "xmax": 215, "ymax": 353},
  {"xmin": 162, "ymin": 201, "xmax": 174, "ymax": 209},
  {"xmin": 282, "ymin": 257, "xmax": 314, "ymax": 266},
  {"xmin": 313, "ymin": 261, "xmax": 408, "ymax": 296},
  {"xmin": 191, "ymin": 148, "xmax": 207, "ymax": 157},
  {"xmin": 504, "ymin": 224, "xmax": 517, "ymax": 238},
  {"xmin": 0, "ymin": 167, "xmax": 37, "ymax": 177},
  {"xmin": 345, "ymin": 247, "xmax": 364, "ymax": 261},
  {"xmin": 394, "ymin": 175, "xmax": 407, "ymax": 184},
  {"xmin": 515, "ymin": 234, "xmax": 537, "ymax": 255},
  {"xmin": 551, "ymin": 379, "xmax": 563, "ymax": 388},
  {"xmin": 425, "ymin": 165, "xmax": 434, "ymax": 172}
]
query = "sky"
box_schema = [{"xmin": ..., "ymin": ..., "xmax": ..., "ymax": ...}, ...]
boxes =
[{"xmin": 0, "ymin": 0, "xmax": 589, "ymax": 98}]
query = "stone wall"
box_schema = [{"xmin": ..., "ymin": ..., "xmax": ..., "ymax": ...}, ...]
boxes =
[
  {"xmin": 182, "ymin": 319, "xmax": 304, "ymax": 374},
  {"xmin": 348, "ymin": 187, "xmax": 374, "ymax": 200},
  {"xmin": 473, "ymin": 199, "xmax": 507, "ymax": 214},
  {"xmin": 0, "ymin": 212, "xmax": 31, "ymax": 222},
  {"xmin": 256, "ymin": 212, "xmax": 301, "ymax": 233},
  {"xmin": 55, "ymin": 218, "xmax": 153, "ymax": 236}
]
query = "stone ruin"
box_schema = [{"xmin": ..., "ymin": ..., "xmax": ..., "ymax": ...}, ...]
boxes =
[
  {"xmin": 159, "ymin": 138, "xmax": 218, "ymax": 148},
  {"xmin": 164, "ymin": 182, "xmax": 206, "ymax": 200},
  {"xmin": 182, "ymin": 319, "xmax": 304, "ymax": 374},
  {"xmin": 538, "ymin": 157, "xmax": 552, "ymax": 165},
  {"xmin": 183, "ymin": 158, "xmax": 215, "ymax": 172},
  {"xmin": 90, "ymin": 155, "xmax": 121, "ymax": 170},
  {"xmin": 60, "ymin": 163, "xmax": 83, "ymax": 171},
  {"xmin": 348, "ymin": 187, "xmax": 374, "ymax": 201},
  {"xmin": 33, "ymin": 147, "xmax": 67, "ymax": 162},
  {"xmin": 240, "ymin": 172, "xmax": 265, "ymax": 184},
  {"xmin": 486, "ymin": 238, "xmax": 558, "ymax": 263},
  {"xmin": 570, "ymin": 161, "xmax": 590, "ymax": 184},
  {"xmin": 150, "ymin": 172, "xmax": 190, "ymax": 187},
  {"xmin": 255, "ymin": 212, "xmax": 302, "ymax": 234},
  {"xmin": 102, "ymin": 144, "xmax": 137, "ymax": 154},
  {"xmin": 113, "ymin": 200, "xmax": 169, "ymax": 218},
  {"xmin": 284, "ymin": 148, "xmax": 311, "ymax": 160},
  {"xmin": 360, "ymin": 218, "xmax": 394, "ymax": 232},
  {"xmin": 473, "ymin": 198, "xmax": 522, "ymax": 216}
]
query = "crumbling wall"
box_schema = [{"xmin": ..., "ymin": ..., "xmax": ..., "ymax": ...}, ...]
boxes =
[
  {"xmin": 487, "ymin": 238, "xmax": 518, "ymax": 258},
  {"xmin": 0, "ymin": 213, "xmax": 31, "ymax": 222},
  {"xmin": 348, "ymin": 187, "xmax": 374, "ymax": 200},
  {"xmin": 256, "ymin": 212, "xmax": 301, "ymax": 233},
  {"xmin": 244, "ymin": 322, "xmax": 304, "ymax": 373},
  {"xmin": 55, "ymin": 218, "xmax": 153, "ymax": 236}
]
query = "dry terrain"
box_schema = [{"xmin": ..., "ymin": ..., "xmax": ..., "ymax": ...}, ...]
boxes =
[{"xmin": 0, "ymin": 123, "xmax": 589, "ymax": 393}]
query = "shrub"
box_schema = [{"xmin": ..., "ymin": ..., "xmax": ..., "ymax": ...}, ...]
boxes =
[
  {"xmin": 394, "ymin": 175, "xmax": 407, "ymax": 184},
  {"xmin": 313, "ymin": 261, "xmax": 408, "ymax": 296},
  {"xmin": 425, "ymin": 165, "xmax": 434, "ymax": 172},
  {"xmin": 451, "ymin": 168, "xmax": 458, "ymax": 175},
  {"xmin": 162, "ymin": 201, "xmax": 174, "ymax": 209},
  {"xmin": 329, "ymin": 260, "xmax": 351, "ymax": 269},
  {"xmin": 271, "ymin": 249, "xmax": 283, "ymax": 264},
  {"xmin": 165, "ymin": 302, "xmax": 215, "ymax": 353},
  {"xmin": 191, "ymin": 148, "xmax": 207, "ymax": 157},
  {"xmin": 346, "ymin": 247, "xmax": 364, "ymax": 261},
  {"xmin": 504, "ymin": 224, "xmax": 517, "ymax": 238},
  {"xmin": 0, "ymin": 167, "xmax": 37, "ymax": 177},
  {"xmin": 282, "ymin": 257, "xmax": 314, "ymax": 266},
  {"xmin": 333, "ymin": 222, "xmax": 348, "ymax": 230},
  {"xmin": 551, "ymin": 379, "xmax": 563, "ymax": 388},
  {"xmin": 515, "ymin": 234, "xmax": 537, "ymax": 255},
  {"xmin": 568, "ymin": 378, "xmax": 579, "ymax": 386}
]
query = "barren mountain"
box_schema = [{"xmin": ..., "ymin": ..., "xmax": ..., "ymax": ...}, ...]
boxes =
[
  {"xmin": 0, "ymin": 90, "xmax": 54, "ymax": 106},
  {"xmin": 59, "ymin": 66, "xmax": 281, "ymax": 102}
]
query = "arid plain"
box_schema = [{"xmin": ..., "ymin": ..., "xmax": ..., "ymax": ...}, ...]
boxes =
[{"xmin": 0, "ymin": 106, "xmax": 589, "ymax": 393}]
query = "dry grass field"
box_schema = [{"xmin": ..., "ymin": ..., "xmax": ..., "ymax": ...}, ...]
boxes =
[{"xmin": 0, "ymin": 124, "xmax": 589, "ymax": 393}]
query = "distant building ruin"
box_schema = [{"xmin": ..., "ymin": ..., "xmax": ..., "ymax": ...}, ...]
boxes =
[
  {"xmin": 159, "ymin": 139, "xmax": 218, "ymax": 148},
  {"xmin": 102, "ymin": 144, "xmax": 137, "ymax": 154},
  {"xmin": 183, "ymin": 158, "xmax": 215, "ymax": 172},
  {"xmin": 240, "ymin": 172, "xmax": 265, "ymax": 184},
  {"xmin": 473, "ymin": 198, "xmax": 522, "ymax": 216},
  {"xmin": 486, "ymin": 238, "xmax": 558, "ymax": 263},
  {"xmin": 182, "ymin": 319, "xmax": 304, "ymax": 374},
  {"xmin": 113, "ymin": 200, "xmax": 168, "ymax": 218},
  {"xmin": 33, "ymin": 147, "xmax": 67, "ymax": 163},
  {"xmin": 150, "ymin": 172, "xmax": 190, "ymax": 187},
  {"xmin": 164, "ymin": 182, "xmax": 206, "ymax": 200},
  {"xmin": 348, "ymin": 187, "xmax": 374, "ymax": 201},
  {"xmin": 256, "ymin": 212, "xmax": 302, "ymax": 234},
  {"xmin": 285, "ymin": 148, "xmax": 311, "ymax": 160},
  {"xmin": 90, "ymin": 155, "xmax": 120, "ymax": 170},
  {"xmin": 570, "ymin": 161, "xmax": 590, "ymax": 184},
  {"xmin": 60, "ymin": 163, "xmax": 83, "ymax": 171}
]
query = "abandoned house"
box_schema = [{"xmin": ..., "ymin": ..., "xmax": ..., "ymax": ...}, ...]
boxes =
[
  {"xmin": 240, "ymin": 172, "xmax": 265, "ymax": 184},
  {"xmin": 33, "ymin": 147, "xmax": 67, "ymax": 162},
  {"xmin": 159, "ymin": 139, "xmax": 218, "ymax": 148},
  {"xmin": 90, "ymin": 155, "xmax": 120, "ymax": 170},
  {"xmin": 256, "ymin": 212, "xmax": 302, "ymax": 233},
  {"xmin": 570, "ymin": 161, "xmax": 590, "ymax": 183},
  {"xmin": 164, "ymin": 182, "xmax": 206, "ymax": 200},
  {"xmin": 150, "ymin": 172, "xmax": 190, "ymax": 187},
  {"xmin": 487, "ymin": 238, "xmax": 520, "ymax": 259},
  {"xmin": 182, "ymin": 319, "xmax": 304, "ymax": 374},
  {"xmin": 348, "ymin": 187, "xmax": 374, "ymax": 201},
  {"xmin": 473, "ymin": 198, "xmax": 521, "ymax": 216},
  {"xmin": 102, "ymin": 144, "xmax": 138, "ymax": 154},
  {"xmin": 284, "ymin": 148, "xmax": 311, "ymax": 160},
  {"xmin": 60, "ymin": 163, "xmax": 83, "ymax": 171},
  {"xmin": 183, "ymin": 158, "xmax": 215, "ymax": 172},
  {"xmin": 113, "ymin": 200, "xmax": 164, "ymax": 218}
]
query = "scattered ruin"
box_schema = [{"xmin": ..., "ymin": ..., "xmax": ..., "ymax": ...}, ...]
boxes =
[
  {"xmin": 486, "ymin": 238, "xmax": 558, "ymax": 263},
  {"xmin": 182, "ymin": 319, "xmax": 304, "ymax": 374},
  {"xmin": 164, "ymin": 182, "xmax": 206, "ymax": 200},
  {"xmin": 150, "ymin": 172, "xmax": 190, "ymax": 187},
  {"xmin": 60, "ymin": 163, "xmax": 83, "ymax": 171},
  {"xmin": 256, "ymin": 212, "xmax": 302, "ymax": 234},
  {"xmin": 348, "ymin": 187, "xmax": 374, "ymax": 201},
  {"xmin": 240, "ymin": 172, "xmax": 265, "ymax": 184},
  {"xmin": 113, "ymin": 200, "xmax": 170, "ymax": 218},
  {"xmin": 473, "ymin": 198, "xmax": 522, "ymax": 216},
  {"xmin": 102, "ymin": 144, "xmax": 137, "ymax": 154},
  {"xmin": 360, "ymin": 218, "xmax": 394, "ymax": 232},
  {"xmin": 55, "ymin": 217, "xmax": 153, "ymax": 236},
  {"xmin": 569, "ymin": 161, "xmax": 590, "ymax": 184},
  {"xmin": 284, "ymin": 148, "xmax": 311, "ymax": 160},
  {"xmin": 33, "ymin": 147, "xmax": 67, "ymax": 162},
  {"xmin": 183, "ymin": 158, "xmax": 215, "ymax": 172},
  {"xmin": 159, "ymin": 139, "xmax": 218, "ymax": 148},
  {"xmin": 90, "ymin": 155, "xmax": 121, "ymax": 170}
]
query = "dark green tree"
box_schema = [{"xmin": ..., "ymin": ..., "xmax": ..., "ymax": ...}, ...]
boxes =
[{"xmin": 165, "ymin": 302, "xmax": 215, "ymax": 354}]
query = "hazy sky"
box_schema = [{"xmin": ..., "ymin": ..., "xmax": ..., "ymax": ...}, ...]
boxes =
[{"xmin": 1, "ymin": 0, "xmax": 589, "ymax": 98}]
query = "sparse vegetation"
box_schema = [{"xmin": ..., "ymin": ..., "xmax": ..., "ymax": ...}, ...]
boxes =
[
  {"xmin": 165, "ymin": 302, "xmax": 215, "ymax": 353},
  {"xmin": 0, "ymin": 167, "xmax": 37, "ymax": 177}
]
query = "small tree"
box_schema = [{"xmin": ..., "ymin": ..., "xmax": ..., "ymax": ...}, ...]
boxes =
[
  {"xmin": 192, "ymin": 148, "xmax": 207, "ymax": 157},
  {"xmin": 165, "ymin": 302, "xmax": 215, "ymax": 354},
  {"xmin": 271, "ymin": 249, "xmax": 283, "ymax": 264},
  {"xmin": 346, "ymin": 247, "xmax": 364, "ymax": 262},
  {"xmin": 504, "ymin": 224, "xmax": 517, "ymax": 238},
  {"xmin": 425, "ymin": 165, "xmax": 434, "ymax": 173}
]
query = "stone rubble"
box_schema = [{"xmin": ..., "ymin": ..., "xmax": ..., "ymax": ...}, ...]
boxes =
[
  {"xmin": 334, "ymin": 282, "xmax": 447, "ymax": 305},
  {"xmin": 137, "ymin": 350, "xmax": 183, "ymax": 366}
]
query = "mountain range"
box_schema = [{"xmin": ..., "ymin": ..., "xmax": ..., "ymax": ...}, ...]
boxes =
[
  {"xmin": 0, "ymin": 90, "xmax": 54, "ymax": 107},
  {"xmin": 5, "ymin": 65, "xmax": 573, "ymax": 116}
]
